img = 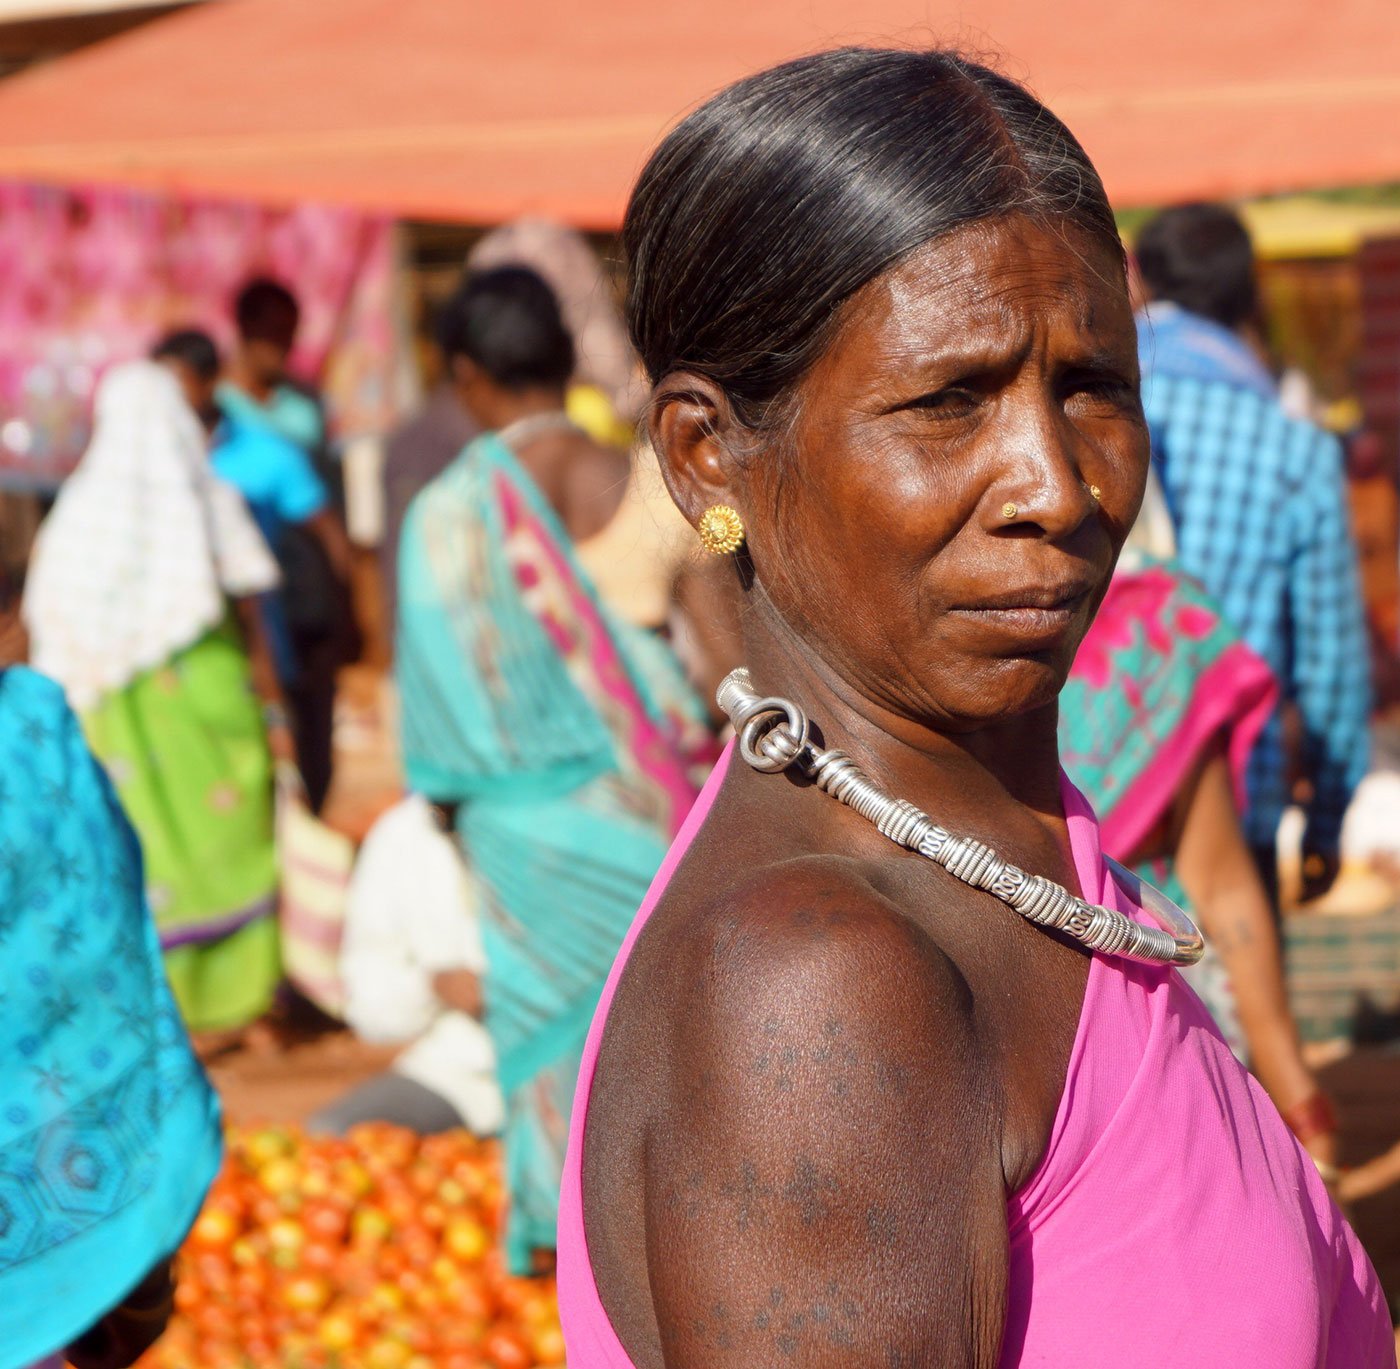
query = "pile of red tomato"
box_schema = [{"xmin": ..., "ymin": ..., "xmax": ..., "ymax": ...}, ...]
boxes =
[{"xmin": 138, "ymin": 1123, "xmax": 564, "ymax": 1369}]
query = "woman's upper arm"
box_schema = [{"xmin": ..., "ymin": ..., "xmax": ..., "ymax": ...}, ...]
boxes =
[
  {"xmin": 642, "ymin": 882, "xmax": 1010, "ymax": 1367},
  {"xmin": 1173, "ymin": 744, "xmax": 1263, "ymax": 916}
]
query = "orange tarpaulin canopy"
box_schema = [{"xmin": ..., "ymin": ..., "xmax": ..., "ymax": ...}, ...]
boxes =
[{"xmin": 0, "ymin": 0, "xmax": 1396, "ymax": 226}]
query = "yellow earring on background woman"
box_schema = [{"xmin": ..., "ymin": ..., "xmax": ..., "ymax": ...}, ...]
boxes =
[{"xmin": 697, "ymin": 504, "xmax": 745, "ymax": 555}]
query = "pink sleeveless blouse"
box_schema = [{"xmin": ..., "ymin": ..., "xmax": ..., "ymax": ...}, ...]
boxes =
[{"xmin": 558, "ymin": 748, "xmax": 1392, "ymax": 1366}]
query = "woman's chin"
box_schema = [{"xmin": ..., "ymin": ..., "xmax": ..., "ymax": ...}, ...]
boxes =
[{"xmin": 919, "ymin": 656, "xmax": 1071, "ymax": 731}]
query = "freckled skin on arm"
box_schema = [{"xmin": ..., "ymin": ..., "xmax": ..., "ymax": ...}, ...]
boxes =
[{"xmin": 642, "ymin": 873, "xmax": 1010, "ymax": 1367}]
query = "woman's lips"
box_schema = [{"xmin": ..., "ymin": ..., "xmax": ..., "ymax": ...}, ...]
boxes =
[{"xmin": 948, "ymin": 591, "xmax": 1091, "ymax": 648}]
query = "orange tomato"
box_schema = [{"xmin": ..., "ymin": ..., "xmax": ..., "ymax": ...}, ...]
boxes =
[
  {"xmin": 188, "ymin": 1206, "xmax": 239, "ymax": 1250},
  {"xmin": 352, "ymin": 1206, "xmax": 393, "ymax": 1245},
  {"xmin": 408, "ymin": 1160, "xmax": 440, "ymax": 1196},
  {"xmin": 243, "ymin": 1125, "xmax": 296, "ymax": 1167},
  {"xmin": 440, "ymin": 1353, "xmax": 489, "ymax": 1369},
  {"xmin": 454, "ymin": 1278, "xmax": 496, "ymax": 1324},
  {"xmin": 369, "ymin": 1279, "xmax": 408, "ymax": 1316},
  {"xmin": 482, "ymin": 1325, "xmax": 533, "ymax": 1369},
  {"xmin": 190, "ymin": 1298, "xmax": 237, "ymax": 1340},
  {"xmin": 517, "ymin": 1286, "xmax": 559, "ymax": 1328},
  {"xmin": 364, "ymin": 1337, "xmax": 414, "ymax": 1369},
  {"xmin": 304, "ymin": 1200, "xmax": 348, "ymax": 1241},
  {"xmin": 301, "ymin": 1237, "xmax": 339, "ymax": 1273},
  {"xmin": 240, "ymin": 1333, "xmax": 276, "ymax": 1365},
  {"xmin": 266, "ymin": 1216, "xmax": 306, "ymax": 1251},
  {"xmin": 316, "ymin": 1307, "xmax": 357, "ymax": 1351},
  {"xmin": 151, "ymin": 1122, "xmax": 570, "ymax": 1369},
  {"xmin": 258, "ymin": 1156, "xmax": 301, "ymax": 1197},
  {"xmin": 190, "ymin": 1250, "xmax": 233, "ymax": 1293},
  {"xmin": 530, "ymin": 1321, "xmax": 568, "ymax": 1363},
  {"xmin": 172, "ymin": 1277, "xmax": 201, "ymax": 1313},
  {"xmin": 443, "ymin": 1216, "xmax": 492, "ymax": 1264},
  {"xmin": 281, "ymin": 1272, "xmax": 332, "ymax": 1315}
]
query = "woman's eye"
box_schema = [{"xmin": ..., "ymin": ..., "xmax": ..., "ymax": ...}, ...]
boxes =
[
  {"xmin": 1065, "ymin": 376, "xmax": 1137, "ymax": 413},
  {"xmin": 906, "ymin": 387, "xmax": 979, "ymax": 415}
]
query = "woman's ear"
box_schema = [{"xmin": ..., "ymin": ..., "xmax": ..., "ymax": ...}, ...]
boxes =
[{"xmin": 648, "ymin": 373, "xmax": 747, "ymax": 527}]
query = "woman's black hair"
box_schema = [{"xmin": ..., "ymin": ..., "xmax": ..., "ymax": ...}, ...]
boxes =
[
  {"xmin": 625, "ymin": 47, "xmax": 1123, "ymax": 430},
  {"xmin": 1134, "ymin": 203, "xmax": 1258, "ymax": 331},
  {"xmin": 437, "ymin": 266, "xmax": 576, "ymax": 393}
]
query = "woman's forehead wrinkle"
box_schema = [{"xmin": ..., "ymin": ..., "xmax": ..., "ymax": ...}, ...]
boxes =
[{"xmin": 823, "ymin": 223, "xmax": 1131, "ymax": 397}]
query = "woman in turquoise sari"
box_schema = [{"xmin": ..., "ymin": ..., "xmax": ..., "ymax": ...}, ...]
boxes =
[
  {"xmin": 0, "ymin": 666, "xmax": 222, "ymax": 1369},
  {"xmin": 1060, "ymin": 550, "xmax": 1339, "ymax": 1172},
  {"xmin": 397, "ymin": 267, "xmax": 715, "ymax": 1273}
]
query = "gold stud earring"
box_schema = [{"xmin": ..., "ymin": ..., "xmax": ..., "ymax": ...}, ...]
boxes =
[
  {"xmin": 1002, "ymin": 501, "xmax": 1019, "ymax": 519},
  {"xmin": 1089, "ymin": 484, "xmax": 1102, "ymax": 501},
  {"xmin": 697, "ymin": 504, "xmax": 745, "ymax": 555}
]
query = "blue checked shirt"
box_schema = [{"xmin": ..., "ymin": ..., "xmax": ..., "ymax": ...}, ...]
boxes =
[{"xmin": 1139, "ymin": 323, "xmax": 1370, "ymax": 853}]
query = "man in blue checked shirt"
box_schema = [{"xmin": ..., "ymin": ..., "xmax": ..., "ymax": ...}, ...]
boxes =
[{"xmin": 1135, "ymin": 204, "xmax": 1370, "ymax": 910}]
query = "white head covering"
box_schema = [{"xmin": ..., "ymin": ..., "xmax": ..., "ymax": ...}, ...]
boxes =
[{"xmin": 24, "ymin": 360, "xmax": 279, "ymax": 709}]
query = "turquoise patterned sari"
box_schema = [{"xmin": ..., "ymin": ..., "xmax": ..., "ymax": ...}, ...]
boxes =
[
  {"xmin": 0, "ymin": 668, "xmax": 221, "ymax": 1369},
  {"xmin": 397, "ymin": 434, "xmax": 716, "ymax": 1273}
]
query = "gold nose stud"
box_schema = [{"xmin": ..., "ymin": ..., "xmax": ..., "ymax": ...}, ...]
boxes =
[
  {"xmin": 1089, "ymin": 485, "xmax": 1102, "ymax": 501},
  {"xmin": 1002, "ymin": 502, "xmax": 1019, "ymax": 519}
]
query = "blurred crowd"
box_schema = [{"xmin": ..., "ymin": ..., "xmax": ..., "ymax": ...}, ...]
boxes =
[{"xmin": 3, "ymin": 204, "xmax": 1400, "ymax": 1360}]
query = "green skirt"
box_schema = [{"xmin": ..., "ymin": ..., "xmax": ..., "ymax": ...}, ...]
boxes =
[{"xmin": 82, "ymin": 620, "xmax": 280, "ymax": 1031}]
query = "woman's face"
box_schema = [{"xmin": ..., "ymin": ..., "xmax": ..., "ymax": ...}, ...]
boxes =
[{"xmin": 737, "ymin": 214, "xmax": 1148, "ymax": 732}]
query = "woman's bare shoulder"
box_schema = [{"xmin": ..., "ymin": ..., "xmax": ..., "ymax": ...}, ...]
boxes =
[
  {"xmin": 699, "ymin": 853, "xmax": 976, "ymax": 1031},
  {"xmin": 626, "ymin": 853, "xmax": 1010, "ymax": 1368},
  {"xmin": 627, "ymin": 848, "xmax": 987, "ymax": 1101}
]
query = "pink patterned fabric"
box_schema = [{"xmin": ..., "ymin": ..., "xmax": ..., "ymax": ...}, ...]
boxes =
[
  {"xmin": 558, "ymin": 750, "xmax": 1392, "ymax": 1366},
  {"xmin": 1065, "ymin": 565, "xmax": 1278, "ymax": 860},
  {"xmin": 0, "ymin": 182, "xmax": 397, "ymax": 489}
]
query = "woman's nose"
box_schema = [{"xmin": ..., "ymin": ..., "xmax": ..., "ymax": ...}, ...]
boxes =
[{"xmin": 987, "ymin": 402, "xmax": 1096, "ymax": 538}]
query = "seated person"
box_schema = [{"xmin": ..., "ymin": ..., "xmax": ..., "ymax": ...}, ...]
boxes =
[{"xmin": 309, "ymin": 794, "xmax": 504, "ymax": 1137}]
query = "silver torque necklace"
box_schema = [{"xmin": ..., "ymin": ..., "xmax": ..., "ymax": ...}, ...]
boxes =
[{"xmin": 717, "ymin": 669, "xmax": 1204, "ymax": 968}]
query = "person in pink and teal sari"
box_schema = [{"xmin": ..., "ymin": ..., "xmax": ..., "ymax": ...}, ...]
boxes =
[
  {"xmin": 395, "ymin": 267, "xmax": 715, "ymax": 1274},
  {"xmin": 1060, "ymin": 555, "xmax": 1339, "ymax": 1171}
]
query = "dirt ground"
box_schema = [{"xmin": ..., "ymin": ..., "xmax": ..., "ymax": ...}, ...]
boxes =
[{"xmin": 205, "ymin": 1027, "xmax": 398, "ymax": 1130}]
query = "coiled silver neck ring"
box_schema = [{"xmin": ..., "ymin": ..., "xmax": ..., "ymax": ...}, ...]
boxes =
[{"xmin": 716, "ymin": 667, "xmax": 1204, "ymax": 968}]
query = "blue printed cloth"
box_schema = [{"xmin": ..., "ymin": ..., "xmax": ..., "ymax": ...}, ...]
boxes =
[
  {"xmin": 0, "ymin": 668, "xmax": 222, "ymax": 1369},
  {"xmin": 1136, "ymin": 309, "xmax": 1370, "ymax": 852}
]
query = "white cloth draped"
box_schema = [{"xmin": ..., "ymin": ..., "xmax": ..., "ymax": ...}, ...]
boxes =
[{"xmin": 24, "ymin": 361, "xmax": 278, "ymax": 710}]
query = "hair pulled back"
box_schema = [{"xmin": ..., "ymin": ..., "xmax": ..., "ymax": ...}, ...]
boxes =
[
  {"xmin": 439, "ymin": 266, "xmax": 575, "ymax": 392},
  {"xmin": 625, "ymin": 48, "xmax": 1122, "ymax": 431}
]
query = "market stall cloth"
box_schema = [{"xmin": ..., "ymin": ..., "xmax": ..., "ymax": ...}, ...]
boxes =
[
  {"xmin": 0, "ymin": 181, "xmax": 397, "ymax": 490},
  {"xmin": 0, "ymin": 0, "xmax": 1395, "ymax": 227}
]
